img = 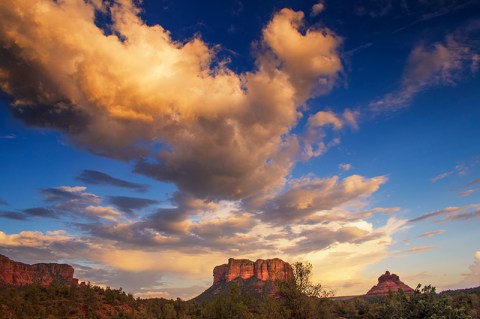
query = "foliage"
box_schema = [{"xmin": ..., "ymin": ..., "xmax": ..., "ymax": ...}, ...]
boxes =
[
  {"xmin": 275, "ymin": 261, "xmax": 335, "ymax": 319},
  {"xmin": 374, "ymin": 284, "xmax": 471, "ymax": 319},
  {"xmin": 0, "ymin": 275, "xmax": 479, "ymax": 319},
  {"xmin": 291, "ymin": 261, "xmax": 333, "ymax": 299}
]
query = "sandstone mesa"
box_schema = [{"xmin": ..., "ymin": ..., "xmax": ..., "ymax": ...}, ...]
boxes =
[
  {"xmin": 194, "ymin": 257, "xmax": 293, "ymax": 301},
  {"xmin": 0, "ymin": 254, "xmax": 78, "ymax": 287}
]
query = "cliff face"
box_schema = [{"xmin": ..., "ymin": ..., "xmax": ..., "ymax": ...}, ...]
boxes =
[
  {"xmin": 0, "ymin": 254, "xmax": 78, "ymax": 287},
  {"xmin": 194, "ymin": 258, "xmax": 293, "ymax": 301},
  {"xmin": 213, "ymin": 258, "xmax": 293, "ymax": 284},
  {"xmin": 366, "ymin": 271, "xmax": 414, "ymax": 296}
]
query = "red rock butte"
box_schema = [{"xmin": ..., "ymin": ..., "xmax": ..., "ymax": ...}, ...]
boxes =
[
  {"xmin": 0, "ymin": 254, "xmax": 78, "ymax": 287},
  {"xmin": 366, "ymin": 271, "xmax": 414, "ymax": 296},
  {"xmin": 193, "ymin": 258, "xmax": 293, "ymax": 301},
  {"xmin": 213, "ymin": 258, "xmax": 293, "ymax": 285}
]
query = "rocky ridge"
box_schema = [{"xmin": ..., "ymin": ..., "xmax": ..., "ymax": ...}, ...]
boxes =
[
  {"xmin": 0, "ymin": 254, "xmax": 78, "ymax": 287},
  {"xmin": 366, "ymin": 271, "xmax": 414, "ymax": 296}
]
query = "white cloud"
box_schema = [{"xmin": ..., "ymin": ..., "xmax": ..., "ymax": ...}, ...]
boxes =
[
  {"xmin": 339, "ymin": 163, "xmax": 352, "ymax": 171},
  {"xmin": 311, "ymin": 1, "xmax": 326, "ymax": 16},
  {"xmin": 458, "ymin": 251, "xmax": 480, "ymax": 288}
]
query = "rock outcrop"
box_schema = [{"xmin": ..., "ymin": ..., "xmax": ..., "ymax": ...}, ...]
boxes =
[
  {"xmin": 0, "ymin": 254, "xmax": 78, "ymax": 287},
  {"xmin": 366, "ymin": 271, "xmax": 414, "ymax": 296},
  {"xmin": 213, "ymin": 258, "xmax": 293, "ymax": 284},
  {"xmin": 193, "ymin": 258, "xmax": 293, "ymax": 301}
]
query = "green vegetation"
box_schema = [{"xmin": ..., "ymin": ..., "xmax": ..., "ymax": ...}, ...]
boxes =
[{"xmin": 1, "ymin": 264, "xmax": 479, "ymax": 318}]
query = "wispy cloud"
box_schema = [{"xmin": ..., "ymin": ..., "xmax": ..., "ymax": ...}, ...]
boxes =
[
  {"xmin": 405, "ymin": 245, "xmax": 439, "ymax": 253},
  {"xmin": 467, "ymin": 178, "xmax": 480, "ymax": 187},
  {"xmin": 107, "ymin": 196, "xmax": 158, "ymax": 216},
  {"xmin": 370, "ymin": 35, "xmax": 478, "ymax": 112},
  {"xmin": 393, "ymin": 0, "xmax": 478, "ymax": 33},
  {"xmin": 0, "ymin": 134, "xmax": 16, "ymax": 139},
  {"xmin": 339, "ymin": 163, "xmax": 353, "ymax": 172},
  {"xmin": 410, "ymin": 204, "xmax": 480, "ymax": 223},
  {"xmin": 0, "ymin": 199, "xmax": 9, "ymax": 206},
  {"xmin": 22, "ymin": 207, "xmax": 59, "ymax": 219},
  {"xmin": 0, "ymin": 186, "xmax": 131, "ymax": 222},
  {"xmin": 431, "ymin": 159, "xmax": 479, "ymax": 183},
  {"xmin": 416, "ymin": 229, "xmax": 445, "ymax": 238},
  {"xmin": 311, "ymin": 1, "xmax": 326, "ymax": 16},
  {"xmin": 77, "ymin": 170, "xmax": 148, "ymax": 192},
  {"xmin": 284, "ymin": 226, "xmax": 382, "ymax": 254},
  {"xmin": 431, "ymin": 171, "xmax": 454, "ymax": 183},
  {"xmin": 458, "ymin": 189, "xmax": 478, "ymax": 197},
  {"xmin": 0, "ymin": 208, "xmax": 60, "ymax": 221},
  {"xmin": 0, "ymin": 211, "xmax": 29, "ymax": 221},
  {"xmin": 440, "ymin": 209, "xmax": 480, "ymax": 222}
]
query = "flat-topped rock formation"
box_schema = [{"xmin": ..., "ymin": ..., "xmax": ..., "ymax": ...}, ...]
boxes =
[
  {"xmin": 366, "ymin": 271, "xmax": 414, "ymax": 296},
  {"xmin": 0, "ymin": 254, "xmax": 78, "ymax": 287},
  {"xmin": 213, "ymin": 258, "xmax": 293, "ymax": 284},
  {"xmin": 193, "ymin": 258, "xmax": 293, "ymax": 301}
]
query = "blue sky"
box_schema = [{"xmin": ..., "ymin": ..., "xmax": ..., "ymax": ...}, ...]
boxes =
[{"xmin": 0, "ymin": 0, "xmax": 479, "ymax": 299}]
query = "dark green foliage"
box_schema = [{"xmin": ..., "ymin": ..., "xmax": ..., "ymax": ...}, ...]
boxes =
[
  {"xmin": 276, "ymin": 261, "xmax": 335, "ymax": 319},
  {"xmin": 375, "ymin": 284, "xmax": 471, "ymax": 319},
  {"xmin": 0, "ymin": 277, "xmax": 478, "ymax": 318},
  {"xmin": 332, "ymin": 284, "xmax": 478, "ymax": 319},
  {"xmin": 0, "ymin": 282, "xmax": 139, "ymax": 319}
]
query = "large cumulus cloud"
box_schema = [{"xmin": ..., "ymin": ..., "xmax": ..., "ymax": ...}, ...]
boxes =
[{"xmin": 0, "ymin": 0, "xmax": 343, "ymax": 203}]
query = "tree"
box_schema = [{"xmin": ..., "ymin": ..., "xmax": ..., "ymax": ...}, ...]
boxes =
[
  {"xmin": 377, "ymin": 284, "xmax": 471, "ymax": 319},
  {"xmin": 278, "ymin": 261, "xmax": 334, "ymax": 319},
  {"xmin": 202, "ymin": 283, "xmax": 255, "ymax": 319},
  {"xmin": 292, "ymin": 261, "xmax": 333, "ymax": 298}
]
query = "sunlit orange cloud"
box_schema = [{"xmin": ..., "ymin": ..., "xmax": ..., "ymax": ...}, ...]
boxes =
[{"xmin": 0, "ymin": 0, "xmax": 344, "ymax": 203}]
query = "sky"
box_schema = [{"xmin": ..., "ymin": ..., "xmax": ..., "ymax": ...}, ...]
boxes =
[{"xmin": 0, "ymin": 0, "xmax": 479, "ymax": 299}]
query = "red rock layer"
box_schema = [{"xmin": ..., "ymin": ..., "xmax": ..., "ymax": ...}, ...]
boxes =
[
  {"xmin": 366, "ymin": 271, "xmax": 414, "ymax": 296},
  {"xmin": 0, "ymin": 254, "xmax": 78, "ymax": 287},
  {"xmin": 213, "ymin": 258, "xmax": 293, "ymax": 285}
]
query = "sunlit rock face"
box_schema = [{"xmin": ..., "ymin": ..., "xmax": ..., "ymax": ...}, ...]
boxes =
[
  {"xmin": 0, "ymin": 254, "xmax": 78, "ymax": 287},
  {"xmin": 195, "ymin": 258, "xmax": 293, "ymax": 301},
  {"xmin": 213, "ymin": 258, "xmax": 293, "ymax": 284},
  {"xmin": 366, "ymin": 271, "xmax": 414, "ymax": 296}
]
